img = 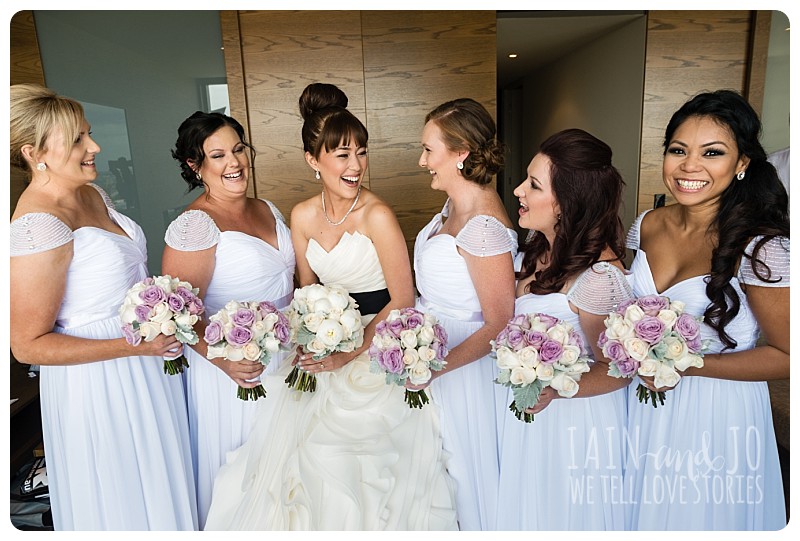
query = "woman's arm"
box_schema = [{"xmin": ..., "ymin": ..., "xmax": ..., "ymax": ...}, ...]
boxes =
[
  {"xmin": 11, "ymin": 245, "xmax": 181, "ymax": 365},
  {"xmin": 289, "ymin": 202, "xmax": 318, "ymax": 287},
  {"xmin": 162, "ymin": 244, "xmax": 264, "ymax": 387}
]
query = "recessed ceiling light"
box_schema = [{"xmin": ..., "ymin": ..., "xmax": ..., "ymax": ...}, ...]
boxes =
[{"xmin": 508, "ymin": 54, "xmax": 518, "ymax": 58}]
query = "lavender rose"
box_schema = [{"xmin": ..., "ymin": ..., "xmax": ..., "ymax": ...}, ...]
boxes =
[
  {"xmin": 405, "ymin": 311, "xmax": 425, "ymax": 329},
  {"xmin": 122, "ymin": 323, "xmax": 142, "ymax": 346},
  {"xmin": 134, "ymin": 304, "xmax": 152, "ymax": 323},
  {"xmin": 175, "ymin": 287, "xmax": 196, "ymax": 303},
  {"xmin": 686, "ymin": 336, "xmax": 703, "ymax": 354},
  {"xmin": 167, "ymin": 293, "xmax": 185, "ymax": 313},
  {"xmin": 634, "ymin": 316, "xmax": 666, "ymax": 344},
  {"xmin": 434, "ymin": 340, "xmax": 448, "ymax": 361},
  {"xmin": 615, "ymin": 357, "xmax": 641, "ymax": 377},
  {"xmin": 433, "ymin": 323, "xmax": 448, "ymax": 344},
  {"xmin": 538, "ymin": 339, "xmax": 564, "ymax": 364},
  {"xmin": 524, "ymin": 330, "xmax": 548, "ymax": 349},
  {"xmin": 227, "ymin": 325, "xmax": 253, "ymax": 347},
  {"xmin": 204, "ymin": 320, "xmax": 224, "ymax": 345},
  {"xmin": 636, "ymin": 295, "xmax": 670, "ymax": 316},
  {"xmin": 536, "ymin": 313, "xmax": 559, "ymax": 329},
  {"xmin": 376, "ymin": 320, "xmax": 389, "ymax": 335},
  {"xmin": 615, "ymin": 298, "xmax": 637, "ymax": 315},
  {"xmin": 507, "ymin": 329, "xmax": 525, "ymax": 349},
  {"xmin": 274, "ymin": 321, "xmax": 290, "ymax": 344},
  {"xmin": 603, "ymin": 339, "xmax": 629, "ymax": 363},
  {"xmin": 186, "ymin": 298, "xmax": 205, "ymax": 316},
  {"xmin": 388, "ymin": 317, "xmax": 405, "ymax": 338},
  {"xmin": 494, "ymin": 327, "xmax": 510, "ymax": 348},
  {"xmin": 139, "ymin": 285, "xmax": 167, "ymax": 307},
  {"xmin": 258, "ymin": 301, "xmax": 278, "ymax": 317},
  {"xmin": 233, "ymin": 308, "xmax": 256, "ymax": 327},
  {"xmin": 380, "ymin": 346, "xmax": 405, "ymax": 374},
  {"xmin": 509, "ymin": 314, "xmax": 530, "ymax": 329},
  {"xmin": 674, "ymin": 313, "xmax": 700, "ymax": 340}
]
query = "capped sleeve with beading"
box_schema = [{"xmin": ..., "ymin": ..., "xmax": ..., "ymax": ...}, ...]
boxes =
[
  {"xmin": 739, "ymin": 236, "xmax": 790, "ymax": 287},
  {"xmin": 164, "ymin": 209, "xmax": 220, "ymax": 251},
  {"xmin": 455, "ymin": 215, "xmax": 518, "ymax": 257},
  {"xmin": 566, "ymin": 262, "xmax": 634, "ymax": 315},
  {"xmin": 10, "ymin": 213, "xmax": 74, "ymax": 256}
]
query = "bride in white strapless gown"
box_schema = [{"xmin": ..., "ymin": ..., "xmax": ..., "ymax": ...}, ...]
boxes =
[{"xmin": 204, "ymin": 231, "xmax": 457, "ymax": 530}]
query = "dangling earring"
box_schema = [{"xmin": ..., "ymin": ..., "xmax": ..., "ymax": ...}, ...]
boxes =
[
  {"xmin": 456, "ymin": 161, "xmax": 464, "ymax": 171},
  {"xmin": 196, "ymin": 172, "xmax": 202, "ymax": 181},
  {"xmin": 315, "ymin": 170, "xmax": 321, "ymax": 180},
  {"xmin": 736, "ymin": 170, "xmax": 746, "ymax": 181},
  {"xmin": 36, "ymin": 162, "xmax": 47, "ymax": 172}
]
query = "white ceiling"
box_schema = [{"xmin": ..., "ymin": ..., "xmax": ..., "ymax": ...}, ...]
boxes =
[{"xmin": 496, "ymin": 11, "xmax": 646, "ymax": 88}]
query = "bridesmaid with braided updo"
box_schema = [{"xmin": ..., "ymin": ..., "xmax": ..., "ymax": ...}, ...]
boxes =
[{"xmin": 162, "ymin": 111, "xmax": 296, "ymax": 529}]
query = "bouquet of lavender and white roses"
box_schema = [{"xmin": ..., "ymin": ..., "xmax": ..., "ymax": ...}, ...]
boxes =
[
  {"xmin": 119, "ymin": 275, "xmax": 205, "ymax": 375},
  {"xmin": 492, "ymin": 313, "xmax": 591, "ymax": 422},
  {"xmin": 283, "ymin": 283, "xmax": 364, "ymax": 393},
  {"xmin": 204, "ymin": 300, "xmax": 291, "ymax": 400},
  {"xmin": 598, "ymin": 294, "xmax": 707, "ymax": 408},
  {"xmin": 368, "ymin": 307, "xmax": 448, "ymax": 409}
]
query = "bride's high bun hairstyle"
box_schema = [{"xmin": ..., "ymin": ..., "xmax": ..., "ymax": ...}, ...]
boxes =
[
  {"xmin": 424, "ymin": 98, "xmax": 506, "ymax": 185},
  {"xmin": 299, "ymin": 83, "xmax": 368, "ymax": 159}
]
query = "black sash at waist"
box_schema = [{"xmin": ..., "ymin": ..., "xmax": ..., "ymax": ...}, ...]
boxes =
[{"xmin": 350, "ymin": 288, "xmax": 391, "ymax": 316}]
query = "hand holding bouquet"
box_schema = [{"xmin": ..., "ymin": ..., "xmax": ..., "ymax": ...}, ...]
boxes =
[
  {"xmin": 492, "ymin": 313, "xmax": 591, "ymax": 422},
  {"xmin": 284, "ymin": 283, "xmax": 364, "ymax": 393},
  {"xmin": 598, "ymin": 294, "xmax": 707, "ymax": 407},
  {"xmin": 119, "ymin": 275, "xmax": 205, "ymax": 375},
  {"xmin": 368, "ymin": 307, "xmax": 448, "ymax": 409},
  {"xmin": 204, "ymin": 300, "xmax": 291, "ymax": 400}
]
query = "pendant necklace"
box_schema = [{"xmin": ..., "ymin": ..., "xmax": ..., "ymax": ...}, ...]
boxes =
[{"xmin": 321, "ymin": 185, "xmax": 362, "ymax": 226}]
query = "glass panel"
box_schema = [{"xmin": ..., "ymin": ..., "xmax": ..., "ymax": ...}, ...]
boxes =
[{"xmin": 33, "ymin": 10, "xmax": 228, "ymax": 274}]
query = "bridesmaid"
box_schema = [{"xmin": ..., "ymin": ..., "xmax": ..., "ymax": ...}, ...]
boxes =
[
  {"xmin": 624, "ymin": 90, "xmax": 788, "ymax": 530},
  {"xmin": 412, "ymin": 98, "xmax": 517, "ymax": 530},
  {"xmin": 496, "ymin": 128, "xmax": 632, "ymax": 530},
  {"xmin": 10, "ymin": 84, "xmax": 197, "ymax": 530},
  {"xmin": 162, "ymin": 111, "xmax": 296, "ymax": 529}
]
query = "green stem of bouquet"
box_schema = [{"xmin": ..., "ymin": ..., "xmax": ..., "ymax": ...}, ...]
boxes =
[
  {"xmin": 163, "ymin": 355, "xmax": 190, "ymax": 376},
  {"xmin": 636, "ymin": 383, "xmax": 666, "ymax": 408},
  {"xmin": 510, "ymin": 400, "xmax": 535, "ymax": 423},
  {"xmin": 405, "ymin": 389, "xmax": 429, "ymax": 409},
  {"xmin": 237, "ymin": 384, "xmax": 267, "ymax": 401},
  {"xmin": 284, "ymin": 365, "xmax": 317, "ymax": 393}
]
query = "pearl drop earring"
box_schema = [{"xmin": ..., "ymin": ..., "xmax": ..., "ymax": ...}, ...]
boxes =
[
  {"xmin": 456, "ymin": 161, "xmax": 464, "ymax": 170},
  {"xmin": 315, "ymin": 170, "xmax": 321, "ymax": 180},
  {"xmin": 36, "ymin": 162, "xmax": 47, "ymax": 172}
]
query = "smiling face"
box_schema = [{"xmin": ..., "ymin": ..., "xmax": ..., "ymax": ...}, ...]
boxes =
[
  {"xmin": 308, "ymin": 134, "xmax": 367, "ymax": 197},
  {"xmin": 37, "ymin": 118, "xmax": 101, "ymax": 185},
  {"xmin": 418, "ymin": 121, "xmax": 465, "ymax": 192},
  {"xmin": 663, "ymin": 115, "xmax": 750, "ymax": 208},
  {"xmin": 513, "ymin": 153, "xmax": 560, "ymax": 240},
  {"xmin": 193, "ymin": 125, "xmax": 250, "ymax": 198}
]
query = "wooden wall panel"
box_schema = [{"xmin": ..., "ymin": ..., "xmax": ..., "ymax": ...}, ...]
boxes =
[
  {"xmin": 237, "ymin": 10, "xmax": 367, "ymax": 220},
  {"xmin": 637, "ymin": 11, "xmax": 751, "ymax": 214},
  {"xmin": 10, "ymin": 11, "xmax": 46, "ymax": 216},
  {"xmin": 362, "ymin": 11, "xmax": 496, "ymax": 250}
]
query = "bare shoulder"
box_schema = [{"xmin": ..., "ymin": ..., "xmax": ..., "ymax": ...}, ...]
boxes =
[{"xmin": 289, "ymin": 195, "xmax": 320, "ymax": 226}]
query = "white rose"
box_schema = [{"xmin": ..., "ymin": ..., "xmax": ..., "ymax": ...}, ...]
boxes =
[
  {"xmin": 381, "ymin": 334, "xmax": 399, "ymax": 348},
  {"xmin": 403, "ymin": 349, "xmax": 420, "ymax": 366},
  {"xmin": 139, "ymin": 321, "xmax": 161, "ymax": 342},
  {"xmin": 177, "ymin": 280, "xmax": 193, "ymax": 291},
  {"xmin": 154, "ymin": 275, "xmax": 174, "ymax": 292},
  {"xmin": 304, "ymin": 284, "xmax": 329, "ymax": 303},
  {"xmin": 567, "ymin": 360, "xmax": 591, "ymax": 379},
  {"xmin": 559, "ymin": 345, "xmax": 582, "ymax": 366},
  {"xmin": 303, "ymin": 312, "xmax": 324, "ymax": 333},
  {"xmin": 125, "ymin": 283, "xmax": 147, "ymax": 305},
  {"xmin": 224, "ymin": 344, "xmax": 245, "ymax": 362},
  {"xmin": 316, "ymin": 319, "xmax": 344, "ymax": 347},
  {"xmin": 496, "ymin": 347, "xmax": 521, "ymax": 370},
  {"xmin": 530, "ymin": 318, "xmax": 549, "ymax": 332},
  {"xmin": 510, "ymin": 366, "xmax": 537, "ymax": 386},
  {"xmin": 654, "ymin": 363, "xmax": 681, "ymax": 388},
  {"xmin": 338, "ymin": 340, "xmax": 356, "ymax": 353},
  {"xmin": 417, "ymin": 345, "xmax": 437, "ymax": 363},
  {"xmin": 669, "ymin": 300, "xmax": 685, "ymax": 314},
  {"xmin": 261, "ymin": 336, "xmax": 281, "ymax": 353},
  {"xmin": 242, "ymin": 342, "xmax": 262, "ymax": 361},
  {"xmin": 417, "ymin": 325, "xmax": 435, "ymax": 346},
  {"xmin": 149, "ymin": 302, "xmax": 173, "ymax": 323},
  {"xmin": 250, "ymin": 320, "xmax": 269, "ymax": 341},
  {"xmin": 400, "ymin": 329, "xmax": 418, "ymax": 350},
  {"xmin": 638, "ymin": 358, "xmax": 659, "ymax": 377},
  {"xmin": 175, "ymin": 312, "xmax": 198, "ymax": 329},
  {"xmin": 535, "ymin": 362, "xmax": 555, "ymax": 381},
  {"xmin": 624, "ymin": 304, "xmax": 646, "ymax": 323},
  {"xmin": 386, "ymin": 309, "xmax": 402, "ymax": 322},
  {"xmin": 328, "ymin": 290, "xmax": 350, "ymax": 311},
  {"xmin": 312, "ymin": 297, "xmax": 333, "ymax": 314},
  {"xmin": 340, "ymin": 309, "xmax": 362, "ymax": 334},
  {"xmin": 160, "ymin": 320, "xmax": 177, "ymax": 336},
  {"xmin": 206, "ymin": 343, "xmax": 225, "ymax": 359},
  {"xmin": 261, "ymin": 312, "xmax": 278, "ymax": 329},
  {"xmin": 674, "ymin": 353, "xmax": 704, "ymax": 372},
  {"xmin": 119, "ymin": 303, "xmax": 138, "ymax": 325},
  {"xmin": 551, "ymin": 372, "xmax": 580, "ymax": 398},
  {"xmin": 423, "ymin": 314, "xmax": 438, "ymax": 327},
  {"xmin": 662, "ymin": 335, "xmax": 687, "ymax": 360},
  {"xmin": 408, "ymin": 361, "xmax": 433, "ymax": 385},
  {"xmin": 517, "ymin": 346, "xmax": 539, "ymax": 369},
  {"xmin": 306, "ymin": 339, "xmax": 326, "ymax": 355},
  {"xmin": 547, "ymin": 323, "xmax": 570, "ymax": 345},
  {"xmin": 607, "ymin": 314, "xmax": 636, "ymax": 341},
  {"xmin": 657, "ymin": 309, "xmax": 679, "ymax": 330},
  {"xmin": 622, "ymin": 336, "xmax": 650, "ymax": 362},
  {"xmin": 224, "ymin": 300, "xmax": 242, "ymax": 314}
]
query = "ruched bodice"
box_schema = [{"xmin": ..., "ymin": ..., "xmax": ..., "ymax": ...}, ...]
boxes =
[{"xmin": 307, "ymin": 231, "xmax": 387, "ymax": 294}]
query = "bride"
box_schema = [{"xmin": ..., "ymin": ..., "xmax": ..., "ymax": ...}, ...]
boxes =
[{"xmin": 204, "ymin": 83, "xmax": 457, "ymax": 530}]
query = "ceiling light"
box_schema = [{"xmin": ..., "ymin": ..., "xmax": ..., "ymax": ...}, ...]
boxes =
[{"xmin": 508, "ymin": 54, "xmax": 518, "ymax": 58}]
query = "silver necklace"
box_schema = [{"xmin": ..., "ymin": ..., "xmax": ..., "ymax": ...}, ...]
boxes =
[{"xmin": 321, "ymin": 186, "xmax": 361, "ymax": 226}]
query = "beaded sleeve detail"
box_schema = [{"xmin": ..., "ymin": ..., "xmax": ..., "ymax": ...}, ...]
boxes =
[
  {"xmin": 625, "ymin": 210, "xmax": 649, "ymax": 251},
  {"xmin": 263, "ymin": 200, "xmax": 286, "ymax": 224},
  {"xmin": 739, "ymin": 236, "xmax": 790, "ymax": 287},
  {"xmin": 89, "ymin": 183, "xmax": 116, "ymax": 210},
  {"xmin": 10, "ymin": 213, "xmax": 73, "ymax": 256},
  {"xmin": 455, "ymin": 215, "xmax": 518, "ymax": 257},
  {"xmin": 164, "ymin": 210, "xmax": 220, "ymax": 251},
  {"xmin": 567, "ymin": 262, "xmax": 635, "ymax": 315}
]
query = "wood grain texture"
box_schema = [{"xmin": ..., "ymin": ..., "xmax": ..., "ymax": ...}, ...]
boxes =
[
  {"xmin": 746, "ymin": 11, "xmax": 772, "ymax": 118},
  {"xmin": 637, "ymin": 11, "xmax": 751, "ymax": 214}
]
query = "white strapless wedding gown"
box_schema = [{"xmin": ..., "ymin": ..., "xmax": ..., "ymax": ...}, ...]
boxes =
[{"xmin": 204, "ymin": 231, "xmax": 457, "ymax": 530}]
